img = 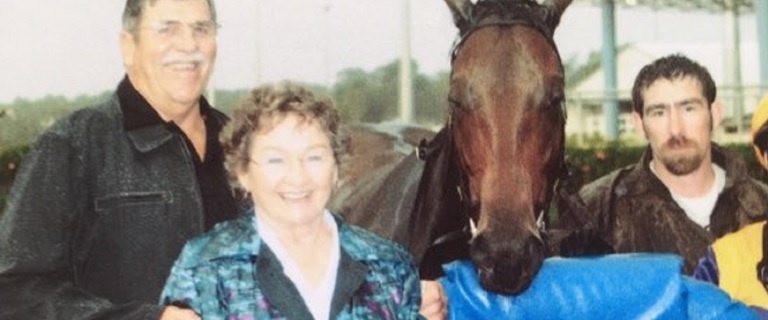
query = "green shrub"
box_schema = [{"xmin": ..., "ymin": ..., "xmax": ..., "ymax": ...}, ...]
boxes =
[
  {"xmin": 562, "ymin": 143, "xmax": 643, "ymax": 194},
  {"xmin": 561, "ymin": 142, "xmax": 768, "ymax": 195},
  {"xmin": 2, "ymin": 142, "xmax": 767, "ymax": 212},
  {"xmin": 0, "ymin": 144, "xmax": 30, "ymax": 208}
]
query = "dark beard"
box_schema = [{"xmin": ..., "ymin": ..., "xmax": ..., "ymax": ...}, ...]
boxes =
[
  {"xmin": 660, "ymin": 136, "xmax": 704, "ymax": 175},
  {"xmin": 662, "ymin": 153, "xmax": 704, "ymax": 176}
]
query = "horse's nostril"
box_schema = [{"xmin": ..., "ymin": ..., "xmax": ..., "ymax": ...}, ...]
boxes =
[
  {"xmin": 468, "ymin": 234, "xmax": 492, "ymax": 265},
  {"xmin": 471, "ymin": 234, "xmax": 546, "ymax": 295},
  {"xmin": 526, "ymin": 235, "xmax": 546, "ymax": 259}
]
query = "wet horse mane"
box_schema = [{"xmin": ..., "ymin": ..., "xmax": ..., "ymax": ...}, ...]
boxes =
[{"xmin": 407, "ymin": 128, "xmax": 469, "ymax": 279}]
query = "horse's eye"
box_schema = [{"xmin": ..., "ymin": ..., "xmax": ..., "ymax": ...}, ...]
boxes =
[
  {"xmin": 448, "ymin": 97, "xmax": 462, "ymax": 110},
  {"xmin": 552, "ymin": 95, "xmax": 564, "ymax": 107},
  {"xmin": 546, "ymin": 91, "xmax": 564, "ymax": 107}
]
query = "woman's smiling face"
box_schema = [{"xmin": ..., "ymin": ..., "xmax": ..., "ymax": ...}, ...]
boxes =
[{"xmin": 238, "ymin": 113, "xmax": 338, "ymax": 227}]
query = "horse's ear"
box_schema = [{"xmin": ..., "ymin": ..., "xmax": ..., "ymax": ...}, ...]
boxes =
[
  {"xmin": 541, "ymin": 0, "xmax": 573, "ymax": 30},
  {"xmin": 444, "ymin": 0, "xmax": 472, "ymax": 31}
]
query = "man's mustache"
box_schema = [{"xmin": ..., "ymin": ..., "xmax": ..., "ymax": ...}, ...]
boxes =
[
  {"xmin": 161, "ymin": 52, "xmax": 206, "ymax": 66},
  {"xmin": 666, "ymin": 136, "xmax": 691, "ymax": 148}
]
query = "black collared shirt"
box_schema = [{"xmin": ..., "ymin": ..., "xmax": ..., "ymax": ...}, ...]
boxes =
[{"xmin": 117, "ymin": 76, "xmax": 238, "ymax": 230}]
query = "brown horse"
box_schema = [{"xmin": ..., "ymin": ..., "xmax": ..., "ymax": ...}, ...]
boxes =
[{"xmin": 331, "ymin": 0, "xmax": 573, "ymax": 295}]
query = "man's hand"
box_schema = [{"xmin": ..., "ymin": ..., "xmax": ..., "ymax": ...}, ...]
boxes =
[
  {"xmin": 419, "ymin": 280, "xmax": 447, "ymax": 320},
  {"xmin": 159, "ymin": 305, "xmax": 201, "ymax": 320}
]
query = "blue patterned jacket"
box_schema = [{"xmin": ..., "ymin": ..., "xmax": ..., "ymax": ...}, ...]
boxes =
[{"xmin": 160, "ymin": 211, "xmax": 422, "ymax": 319}]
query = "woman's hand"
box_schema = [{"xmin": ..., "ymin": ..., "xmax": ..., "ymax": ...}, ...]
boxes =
[
  {"xmin": 159, "ymin": 306, "xmax": 201, "ymax": 320},
  {"xmin": 419, "ymin": 280, "xmax": 447, "ymax": 320}
]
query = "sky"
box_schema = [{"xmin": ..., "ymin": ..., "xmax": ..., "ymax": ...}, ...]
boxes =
[{"xmin": 0, "ymin": 0, "xmax": 761, "ymax": 104}]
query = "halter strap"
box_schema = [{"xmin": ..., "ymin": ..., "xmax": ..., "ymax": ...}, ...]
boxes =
[
  {"xmin": 418, "ymin": 2, "xmax": 567, "ymax": 264},
  {"xmin": 450, "ymin": 0, "xmax": 560, "ymax": 64}
]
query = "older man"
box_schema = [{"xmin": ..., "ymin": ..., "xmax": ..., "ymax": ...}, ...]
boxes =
[{"xmin": 0, "ymin": 1, "xmax": 238, "ymax": 319}]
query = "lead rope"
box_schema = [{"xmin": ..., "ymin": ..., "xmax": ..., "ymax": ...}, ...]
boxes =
[{"xmin": 758, "ymin": 221, "xmax": 768, "ymax": 287}]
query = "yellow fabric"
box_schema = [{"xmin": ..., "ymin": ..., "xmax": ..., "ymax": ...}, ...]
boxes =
[
  {"xmin": 751, "ymin": 93, "xmax": 768, "ymax": 169},
  {"xmin": 712, "ymin": 221, "xmax": 768, "ymax": 308}
]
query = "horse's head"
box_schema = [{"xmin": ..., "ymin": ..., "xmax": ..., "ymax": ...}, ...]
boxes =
[{"xmin": 444, "ymin": 0, "xmax": 572, "ymax": 295}]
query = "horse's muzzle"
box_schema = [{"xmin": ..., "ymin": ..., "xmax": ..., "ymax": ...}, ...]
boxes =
[{"xmin": 470, "ymin": 232, "xmax": 546, "ymax": 295}]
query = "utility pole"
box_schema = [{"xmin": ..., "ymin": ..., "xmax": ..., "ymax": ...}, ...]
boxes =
[
  {"xmin": 601, "ymin": 0, "xmax": 618, "ymax": 140},
  {"xmin": 756, "ymin": 0, "xmax": 768, "ymax": 90},
  {"xmin": 254, "ymin": 0, "xmax": 262, "ymax": 85},
  {"xmin": 323, "ymin": 3, "xmax": 332, "ymax": 87},
  {"xmin": 399, "ymin": 0, "xmax": 414, "ymax": 123},
  {"xmin": 724, "ymin": 0, "xmax": 743, "ymax": 133}
]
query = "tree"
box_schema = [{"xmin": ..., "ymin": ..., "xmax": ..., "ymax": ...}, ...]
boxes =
[
  {"xmin": 332, "ymin": 59, "xmax": 449, "ymax": 126},
  {"xmin": 414, "ymin": 70, "xmax": 449, "ymax": 126}
]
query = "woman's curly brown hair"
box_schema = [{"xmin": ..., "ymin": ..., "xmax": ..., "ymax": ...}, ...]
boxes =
[{"xmin": 219, "ymin": 80, "xmax": 347, "ymax": 193}]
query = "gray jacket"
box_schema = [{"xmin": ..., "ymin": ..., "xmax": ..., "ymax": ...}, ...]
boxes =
[
  {"xmin": 560, "ymin": 144, "xmax": 768, "ymax": 273},
  {"xmin": 0, "ymin": 91, "xmax": 229, "ymax": 319}
]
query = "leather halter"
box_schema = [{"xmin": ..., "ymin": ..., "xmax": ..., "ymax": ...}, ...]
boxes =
[
  {"xmin": 449, "ymin": 0, "xmax": 561, "ymax": 65},
  {"xmin": 415, "ymin": 3, "xmax": 572, "ymax": 277},
  {"xmin": 443, "ymin": 1, "xmax": 567, "ymax": 234}
]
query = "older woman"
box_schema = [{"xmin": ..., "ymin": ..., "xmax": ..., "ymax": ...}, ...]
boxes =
[{"xmin": 159, "ymin": 81, "xmax": 421, "ymax": 319}]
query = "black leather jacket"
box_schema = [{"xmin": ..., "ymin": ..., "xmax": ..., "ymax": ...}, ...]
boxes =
[
  {"xmin": 560, "ymin": 144, "xmax": 768, "ymax": 273},
  {"xmin": 0, "ymin": 85, "xmax": 232, "ymax": 319}
]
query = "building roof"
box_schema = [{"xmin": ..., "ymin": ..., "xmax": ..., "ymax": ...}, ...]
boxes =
[
  {"xmin": 568, "ymin": 42, "xmax": 763, "ymax": 98},
  {"xmin": 580, "ymin": 0, "xmax": 754, "ymax": 13}
]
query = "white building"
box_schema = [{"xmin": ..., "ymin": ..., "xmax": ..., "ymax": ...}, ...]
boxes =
[{"xmin": 566, "ymin": 42, "xmax": 766, "ymax": 144}]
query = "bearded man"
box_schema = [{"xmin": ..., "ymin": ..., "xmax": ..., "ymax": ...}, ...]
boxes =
[{"xmin": 559, "ymin": 54, "xmax": 768, "ymax": 273}]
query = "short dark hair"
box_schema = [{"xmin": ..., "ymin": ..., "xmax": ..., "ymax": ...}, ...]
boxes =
[
  {"xmin": 122, "ymin": 0, "xmax": 217, "ymax": 34},
  {"xmin": 631, "ymin": 54, "xmax": 716, "ymax": 115}
]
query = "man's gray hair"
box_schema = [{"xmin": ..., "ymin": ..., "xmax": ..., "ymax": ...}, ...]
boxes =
[{"xmin": 122, "ymin": 0, "xmax": 217, "ymax": 34}]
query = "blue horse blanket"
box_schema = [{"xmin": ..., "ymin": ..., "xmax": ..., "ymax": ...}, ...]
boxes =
[{"xmin": 439, "ymin": 254, "xmax": 755, "ymax": 319}]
